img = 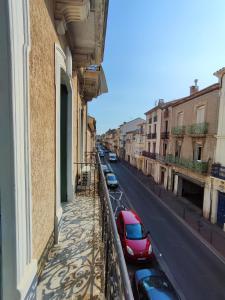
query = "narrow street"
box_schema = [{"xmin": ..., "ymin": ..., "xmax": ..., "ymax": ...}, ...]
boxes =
[{"xmin": 108, "ymin": 160, "xmax": 225, "ymax": 300}]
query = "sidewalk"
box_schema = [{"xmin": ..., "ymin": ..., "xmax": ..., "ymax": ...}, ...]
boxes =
[
  {"xmin": 37, "ymin": 195, "xmax": 104, "ymax": 300},
  {"xmin": 122, "ymin": 160, "xmax": 225, "ymax": 259}
]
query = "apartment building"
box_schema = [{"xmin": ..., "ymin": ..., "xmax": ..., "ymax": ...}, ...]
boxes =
[
  {"xmin": 124, "ymin": 122, "xmax": 146, "ymax": 169},
  {"xmin": 142, "ymin": 82, "xmax": 220, "ymax": 220},
  {"xmin": 210, "ymin": 68, "xmax": 225, "ymax": 229},
  {"xmin": 142, "ymin": 101, "xmax": 163, "ymax": 178},
  {"xmin": 0, "ymin": 1, "xmax": 108, "ymax": 299},
  {"xmin": 87, "ymin": 116, "xmax": 96, "ymax": 155},
  {"xmin": 119, "ymin": 118, "xmax": 145, "ymax": 159}
]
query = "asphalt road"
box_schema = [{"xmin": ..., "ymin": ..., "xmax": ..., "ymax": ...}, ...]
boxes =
[{"xmin": 108, "ymin": 160, "xmax": 225, "ymax": 300}]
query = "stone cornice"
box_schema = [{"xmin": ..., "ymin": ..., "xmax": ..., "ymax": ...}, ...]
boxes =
[{"xmin": 55, "ymin": 0, "xmax": 90, "ymax": 23}]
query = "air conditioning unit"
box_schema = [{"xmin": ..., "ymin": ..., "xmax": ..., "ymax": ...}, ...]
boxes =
[{"xmin": 81, "ymin": 165, "xmax": 91, "ymax": 187}]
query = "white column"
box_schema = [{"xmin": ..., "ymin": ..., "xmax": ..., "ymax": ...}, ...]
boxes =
[
  {"xmin": 203, "ymin": 184, "xmax": 211, "ymax": 219},
  {"xmin": 211, "ymin": 188, "xmax": 218, "ymax": 224},
  {"xmin": 174, "ymin": 174, "xmax": 179, "ymax": 195}
]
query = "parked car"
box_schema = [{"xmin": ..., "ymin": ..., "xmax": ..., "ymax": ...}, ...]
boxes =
[
  {"xmin": 99, "ymin": 150, "xmax": 104, "ymax": 157},
  {"xmin": 135, "ymin": 268, "xmax": 180, "ymax": 300},
  {"xmin": 109, "ymin": 152, "xmax": 117, "ymax": 162},
  {"xmin": 116, "ymin": 210, "xmax": 153, "ymax": 262},
  {"xmin": 101, "ymin": 164, "xmax": 111, "ymax": 175},
  {"xmin": 106, "ymin": 172, "xmax": 118, "ymax": 188}
]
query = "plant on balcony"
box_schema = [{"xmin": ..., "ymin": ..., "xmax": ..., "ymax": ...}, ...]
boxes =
[
  {"xmin": 171, "ymin": 126, "xmax": 185, "ymax": 135},
  {"xmin": 187, "ymin": 122, "xmax": 208, "ymax": 135},
  {"xmin": 165, "ymin": 154, "xmax": 208, "ymax": 173}
]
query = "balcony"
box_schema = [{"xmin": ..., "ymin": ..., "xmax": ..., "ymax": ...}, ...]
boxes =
[
  {"xmin": 147, "ymin": 133, "xmax": 157, "ymax": 139},
  {"xmin": 161, "ymin": 132, "xmax": 169, "ymax": 139},
  {"xmin": 142, "ymin": 151, "xmax": 156, "ymax": 159},
  {"xmin": 37, "ymin": 155, "xmax": 133, "ymax": 299},
  {"xmin": 171, "ymin": 125, "xmax": 186, "ymax": 136},
  {"xmin": 211, "ymin": 164, "xmax": 225, "ymax": 180},
  {"xmin": 187, "ymin": 122, "xmax": 208, "ymax": 136},
  {"xmin": 165, "ymin": 154, "xmax": 208, "ymax": 174}
]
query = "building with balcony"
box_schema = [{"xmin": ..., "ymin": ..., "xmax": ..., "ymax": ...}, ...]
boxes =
[
  {"xmin": 210, "ymin": 68, "xmax": 225, "ymax": 230},
  {"xmin": 87, "ymin": 115, "xmax": 96, "ymax": 156},
  {"xmin": 118, "ymin": 118, "xmax": 145, "ymax": 159},
  {"xmin": 0, "ymin": 0, "xmax": 109, "ymax": 299},
  {"xmin": 124, "ymin": 121, "xmax": 146, "ymax": 168},
  {"xmin": 141, "ymin": 80, "xmax": 221, "ymax": 221},
  {"xmin": 167, "ymin": 81, "xmax": 220, "ymax": 218}
]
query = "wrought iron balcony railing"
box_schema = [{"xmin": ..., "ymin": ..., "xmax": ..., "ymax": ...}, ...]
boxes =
[
  {"xmin": 97, "ymin": 154, "xmax": 134, "ymax": 300},
  {"xmin": 187, "ymin": 122, "xmax": 208, "ymax": 135},
  {"xmin": 211, "ymin": 163, "xmax": 225, "ymax": 180},
  {"xmin": 146, "ymin": 133, "xmax": 157, "ymax": 139},
  {"xmin": 161, "ymin": 132, "xmax": 169, "ymax": 139},
  {"xmin": 165, "ymin": 154, "xmax": 208, "ymax": 173},
  {"xmin": 142, "ymin": 151, "xmax": 156, "ymax": 159},
  {"xmin": 171, "ymin": 125, "xmax": 186, "ymax": 136}
]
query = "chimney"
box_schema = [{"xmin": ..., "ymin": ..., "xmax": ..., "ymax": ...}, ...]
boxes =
[{"xmin": 190, "ymin": 79, "xmax": 199, "ymax": 95}]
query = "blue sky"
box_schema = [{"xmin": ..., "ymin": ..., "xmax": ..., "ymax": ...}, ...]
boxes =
[{"xmin": 89, "ymin": 0, "xmax": 225, "ymax": 134}]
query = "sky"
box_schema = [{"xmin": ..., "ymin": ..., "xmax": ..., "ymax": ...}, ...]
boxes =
[{"xmin": 88, "ymin": 0, "xmax": 225, "ymax": 134}]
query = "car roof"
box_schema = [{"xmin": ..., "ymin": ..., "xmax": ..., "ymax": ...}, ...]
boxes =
[
  {"xmin": 120, "ymin": 210, "xmax": 141, "ymax": 224},
  {"xmin": 107, "ymin": 172, "xmax": 116, "ymax": 177}
]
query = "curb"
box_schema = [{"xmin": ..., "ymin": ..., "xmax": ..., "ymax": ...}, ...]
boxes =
[{"xmin": 120, "ymin": 163, "xmax": 225, "ymax": 266}]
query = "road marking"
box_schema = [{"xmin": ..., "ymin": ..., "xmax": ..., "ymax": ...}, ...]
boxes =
[{"xmin": 119, "ymin": 162, "xmax": 225, "ymax": 267}]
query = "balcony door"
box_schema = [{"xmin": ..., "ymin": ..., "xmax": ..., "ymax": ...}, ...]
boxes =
[{"xmin": 196, "ymin": 106, "xmax": 205, "ymax": 124}]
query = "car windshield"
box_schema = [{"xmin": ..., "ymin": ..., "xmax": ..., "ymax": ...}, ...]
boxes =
[
  {"xmin": 125, "ymin": 223, "xmax": 145, "ymax": 240},
  {"xmin": 142, "ymin": 275, "xmax": 173, "ymax": 291},
  {"xmin": 108, "ymin": 175, "xmax": 116, "ymax": 181}
]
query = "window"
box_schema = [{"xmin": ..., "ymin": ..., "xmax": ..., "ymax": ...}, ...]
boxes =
[
  {"xmin": 196, "ymin": 106, "xmax": 205, "ymax": 123},
  {"xmin": 149, "ymin": 125, "xmax": 151, "ymax": 134},
  {"xmin": 194, "ymin": 144, "xmax": 202, "ymax": 161},
  {"xmin": 163, "ymin": 143, "xmax": 167, "ymax": 156},
  {"xmin": 175, "ymin": 141, "xmax": 181, "ymax": 158},
  {"xmin": 153, "ymin": 142, "xmax": 156, "ymax": 153},
  {"xmin": 177, "ymin": 112, "xmax": 183, "ymax": 126},
  {"xmin": 125, "ymin": 224, "xmax": 145, "ymax": 240},
  {"xmin": 165, "ymin": 120, "xmax": 168, "ymax": 132},
  {"xmin": 154, "ymin": 124, "xmax": 157, "ymax": 133},
  {"xmin": 148, "ymin": 142, "xmax": 151, "ymax": 152}
]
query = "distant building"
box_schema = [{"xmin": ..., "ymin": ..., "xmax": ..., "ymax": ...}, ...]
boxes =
[{"xmin": 119, "ymin": 118, "xmax": 145, "ymax": 159}]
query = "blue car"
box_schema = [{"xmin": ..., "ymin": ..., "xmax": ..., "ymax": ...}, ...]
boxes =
[{"xmin": 135, "ymin": 269, "xmax": 180, "ymax": 300}]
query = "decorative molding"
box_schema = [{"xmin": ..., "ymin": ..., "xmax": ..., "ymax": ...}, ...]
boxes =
[
  {"xmin": 55, "ymin": 44, "xmax": 74, "ymax": 244},
  {"xmin": 55, "ymin": 0, "xmax": 90, "ymax": 23},
  {"xmin": 0, "ymin": 0, "xmax": 37, "ymax": 299}
]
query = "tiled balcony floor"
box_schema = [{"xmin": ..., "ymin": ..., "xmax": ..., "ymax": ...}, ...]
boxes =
[{"xmin": 37, "ymin": 195, "xmax": 104, "ymax": 300}]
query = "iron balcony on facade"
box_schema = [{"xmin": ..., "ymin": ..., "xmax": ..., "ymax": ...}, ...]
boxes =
[
  {"xmin": 187, "ymin": 122, "xmax": 208, "ymax": 136},
  {"xmin": 142, "ymin": 151, "xmax": 156, "ymax": 159},
  {"xmin": 156, "ymin": 154, "xmax": 167, "ymax": 163},
  {"xmin": 147, "ymin": 133, "xmax": 156, "ymax": 139},
  {"xmin": 161, "ymin": 132, "xmax": 169, "ymax": 139},
  {"xmin": 211, "ymin": 163, "xmax": 225, "ymax": 180},
  {"xmin": 171, "ymin": 125, "xmax": 186, "ymax": 136},
  {"xmin": 165, "ymin": 154, "xmax": 208, "ymax": 174}
]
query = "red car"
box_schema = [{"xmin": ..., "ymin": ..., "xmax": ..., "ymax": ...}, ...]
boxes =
[{"xmin": 116, "ymin": 210, "xmax": 154, "ymax": 262}]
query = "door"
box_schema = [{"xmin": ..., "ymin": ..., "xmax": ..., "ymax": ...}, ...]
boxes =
[
  {"xmin": 60, "ymin": 84, "xmax": 68, "ymax": 202},
  {"xmin": 217, "ymin": 192, "xmax": 225, "ymax": 227}
]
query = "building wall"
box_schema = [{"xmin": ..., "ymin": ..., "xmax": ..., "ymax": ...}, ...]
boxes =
[
  {"xmin": 30, "ymin": 0, "xmax": 59, "ymax": 260},
  {"xmin": 30, "ymin": 0, "xmax": 85, "ymax": 260}
]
